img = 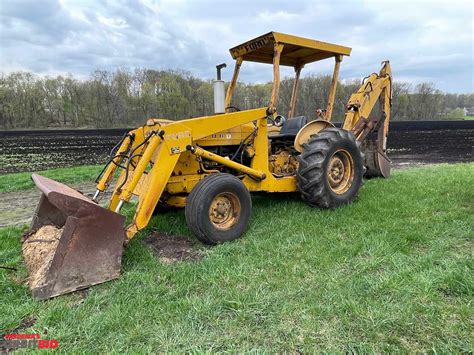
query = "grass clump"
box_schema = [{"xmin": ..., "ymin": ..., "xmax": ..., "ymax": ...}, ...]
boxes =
[{"xmin": 0, "ymin": 165, "xmax": 101, "ymax": 193}]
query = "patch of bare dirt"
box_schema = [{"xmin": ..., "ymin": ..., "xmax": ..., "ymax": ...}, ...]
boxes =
[
  {"xmin": 143, "ymin": 232, "xmax": 202, "ymax": 264},
  {"xmin": 0, "ymin": 182, "xmax": 111, "ymax": 228},
  {"xmin": 22, "ymin": 225, "xmax": 62, "ymax": 289},
  {"xmin": 12, "ymin": 316, "xmax": 37, "ymax": 333}
]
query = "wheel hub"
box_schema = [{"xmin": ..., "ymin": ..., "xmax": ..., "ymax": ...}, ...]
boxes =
[
  {"xmin": 326, "ymin": 149, "xmax": 354, "ymax": 194},
  {"xmin": 209, "ymin": 192, "xmax": 240, "ymax": 230},
  {"xmin": 328, "ymin": 157, "xmax": 345, "ymax": 185}
]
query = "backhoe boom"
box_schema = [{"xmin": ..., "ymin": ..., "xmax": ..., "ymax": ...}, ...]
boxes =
[{"xmin": 343, "ymin": 61, "xmax": 392, "ymax": 177}]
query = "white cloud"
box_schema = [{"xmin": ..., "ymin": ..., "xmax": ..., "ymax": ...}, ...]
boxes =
[{"xmin": 97, "ymin": 15, "xmax": 128, "ymax": 29}]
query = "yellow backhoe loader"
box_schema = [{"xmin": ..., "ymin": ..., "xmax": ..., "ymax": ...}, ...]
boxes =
[{"xmin": 24, "ymin": 32, "xmax": 392, "ymax": 299}]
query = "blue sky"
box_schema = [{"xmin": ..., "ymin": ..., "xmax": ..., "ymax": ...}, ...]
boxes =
[{"xmin": 0, "ymin": 0, "xmax": 473, "ymax": 93}]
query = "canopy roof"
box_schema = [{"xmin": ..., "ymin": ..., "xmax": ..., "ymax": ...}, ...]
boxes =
[{"xmin": 229, "ymin": 32, "xmax": 351, "ymax": 67}]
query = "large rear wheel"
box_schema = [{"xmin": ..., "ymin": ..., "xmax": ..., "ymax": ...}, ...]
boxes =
[
  {"xmin": 297, "ymin": 128, "xmax": 363, "ymax": 208},
  {"xmin": 185, "ymin": 173, "xmax": 252, "ymax": 245}
]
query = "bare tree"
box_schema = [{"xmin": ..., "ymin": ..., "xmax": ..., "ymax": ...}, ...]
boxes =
[{"xmin": 0, "ymin": 69, "xmax": 472, "ymax": 129}]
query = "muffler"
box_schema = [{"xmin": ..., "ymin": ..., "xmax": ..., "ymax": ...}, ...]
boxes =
[
  {"xmin": 213, "ymin": 63, "xmax": 227, "ymax": 114},
  {"xmin": 23, "ymin": 174, "xmax": 126, "ymax": 300}
]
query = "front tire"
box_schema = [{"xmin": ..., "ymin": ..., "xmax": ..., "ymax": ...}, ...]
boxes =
[
  {"xmin": 297, "ymin": 128, "xmax": 363, "ymax": 208},
  {"xmin": 185, "ymin": 173, "xmax": 252, "ymax": 245}
]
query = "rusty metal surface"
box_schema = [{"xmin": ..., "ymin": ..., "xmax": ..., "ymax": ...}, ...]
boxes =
[
  {"xmin": 26, "ymin": 174, "xmax": 126, "ymax": 300},
  {"xmin": 32, "ymin": 173, "xmax": 94, "ymax": 203},
  {"xmin": 363, "ymin": 139, "xmax": 391, "ymax": 178}
]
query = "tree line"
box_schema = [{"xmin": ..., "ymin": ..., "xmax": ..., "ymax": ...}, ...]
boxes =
[{"xmin": 0, "ymin": 69, "xmax": 472, "ymax": 129}]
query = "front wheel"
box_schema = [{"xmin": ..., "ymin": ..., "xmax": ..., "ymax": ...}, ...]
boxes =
[
  {"xmin": 297, "ymin": 128, "xmax": 363, "ymax": 208},
  {"xmin": 185, "ymin": 173, "xmax": 252, "ymax": 245}
]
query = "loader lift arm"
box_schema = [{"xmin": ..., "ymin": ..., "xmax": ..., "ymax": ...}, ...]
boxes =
[{"xmin": 97, "ymin": 108, "xmax": 274, "ymax": 240}]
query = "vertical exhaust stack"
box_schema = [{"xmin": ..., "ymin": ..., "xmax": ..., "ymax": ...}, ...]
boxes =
[{"xmin": 213, "ymin": 63, "xmax": 227, "ymax": 114}]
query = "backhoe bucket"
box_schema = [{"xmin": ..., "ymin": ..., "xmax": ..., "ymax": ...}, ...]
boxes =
[
  {"xmin": 364, "ymin": 144, "xmax": 391, "ymax": 178},
  {"xmin": 23, "ymin": 174, "xmax": 126, "ymax": 300},
  {"xmin": 362, "ymin": 132, "xmax": 391, "ymax": 178}
]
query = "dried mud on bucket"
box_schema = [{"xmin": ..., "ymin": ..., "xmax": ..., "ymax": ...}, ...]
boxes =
[
  {"xmin": 22, "ymin": 225, "xmax": 63, "ymax": 289},
  {"xmin": 143, "ymin": 232, "xmax": 203, "ymax": 264}
]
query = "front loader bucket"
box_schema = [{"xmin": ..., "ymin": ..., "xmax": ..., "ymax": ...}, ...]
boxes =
[{"xmin": 23, "ymin": 174, "xmax": 126, "ymax": 300}]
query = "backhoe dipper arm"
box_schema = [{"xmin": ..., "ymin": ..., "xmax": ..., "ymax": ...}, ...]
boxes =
[{"xmin": 342, "ymin": 61, "xmax": 392, "ymax": 148}]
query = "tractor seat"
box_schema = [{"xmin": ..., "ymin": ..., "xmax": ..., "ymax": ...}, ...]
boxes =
[{"xmin": 269, "ymin": 116, "xmax": 308, "ymax": 139}]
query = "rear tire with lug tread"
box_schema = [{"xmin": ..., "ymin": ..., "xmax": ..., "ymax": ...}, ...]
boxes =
[
  {"xmin": 297, "ymin": 128, "xmax": 363, "ymax": 208},
  {"xmin": 185, "ymin": 173, "xmax": 252, "ymax": 245}
]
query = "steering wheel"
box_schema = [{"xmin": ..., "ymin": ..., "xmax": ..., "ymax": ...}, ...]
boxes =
[{"xmin": 225, "ymin": 106, "xmax": 241, "ymax": 112}]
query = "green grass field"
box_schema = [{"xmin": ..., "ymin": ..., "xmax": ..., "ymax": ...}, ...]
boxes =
[
  {"xmin": 0, "ymin": 165, "xmax": 101, "ymax": 193},
  {"xmin": 1, "ymin": 163, "xmax": 473, "ymax": 352}
]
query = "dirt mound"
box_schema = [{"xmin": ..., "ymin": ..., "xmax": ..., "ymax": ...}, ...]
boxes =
[
  {"xmin": 143, "ymin": 232, "xmax": 202, "ymax": 264},
  {"xmin": 22, "ymin": 225, "xmax": 63, "ymax": 289}
]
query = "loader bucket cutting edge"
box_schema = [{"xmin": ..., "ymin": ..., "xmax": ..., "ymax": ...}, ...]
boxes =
[{"xmin": 23, "ymin": 174, "xmax": 126, "ymax": 300}]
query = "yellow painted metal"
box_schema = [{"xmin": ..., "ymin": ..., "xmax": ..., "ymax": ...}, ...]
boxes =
[
  {"xmin": 163, "ymin": 108, "xmax": 266, "ymax": 141},
  {"xmin": 327, "ymin": 149, "xmax": 354, "ymax": 194},
  {"xmin": 108, "ymin": 126, "xmax": 147, "ymax": 212},
  {"xmin": 325, "ymin": 55, "xmax": 343, "ymax": 121},
  {"xmin": 294, "ymin": 120, "xmax": 335, "ymax": 153},
  {"xmin": 165, "ymin": 174, "xmax": 208, "ymax": 195},
  {"xmin": 118, "ymin": 133, "xmax": 163, "ymax": 203},
  {"xmin": 126, "ymin": 145, "xmax": 180, "ymax": 238},
  {"xmin": 166, "ymin": 195, "xmax": 186, "ymax": 208},
  {"xmin": 269, "ymin": 43, "xmax": 284, "ymax": 110},
  {"xmin": 225, "ymin": 56, "xmax": 243, "ymax": 111},
  {"xmin": 288, "ymin": 65, "xmax": 303, "ymax": 118},
  {"xmin": 229, "ymin": 32, "xmax": 351, "ymax": 67},
  {"xmin": 96, "ymin": 134, "xmax": 132, "ymax": 192},
  {"xmin": 342, "ymin": 61, "xmax": 392, "ymax": 141},
  {"xmin": 378, "ymin": 61, "xmax": 392, "ymax": 148},
  {"xmin": 98, "ymin": 106, "xmax": 303, "ymax": 239},
  {"xmin": 197, "ymin": 123, "xmax": 255, "ymax": 146},
  {"xmin": 243, "ymin": 174, "xmax": 297, "ymax": 192},
  {"xmin": 209, "ymin": 192, "xmax": 241, "ymax": 230},
  {"xmin": 226, "ymin": 33, "xmax": 349, "ymax": 122},
  {"xmin": 100, "ymin": 108, "xmax": 276, "ymax": 239},
  {"xmin": 241, "ymin": 113, "xmax": 297, "ymax": 192}
]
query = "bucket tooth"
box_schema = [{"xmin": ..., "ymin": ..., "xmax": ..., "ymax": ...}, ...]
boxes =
[{"xmin": 24, "ymin": 174, "xmax": 126, "ymax": 300}]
